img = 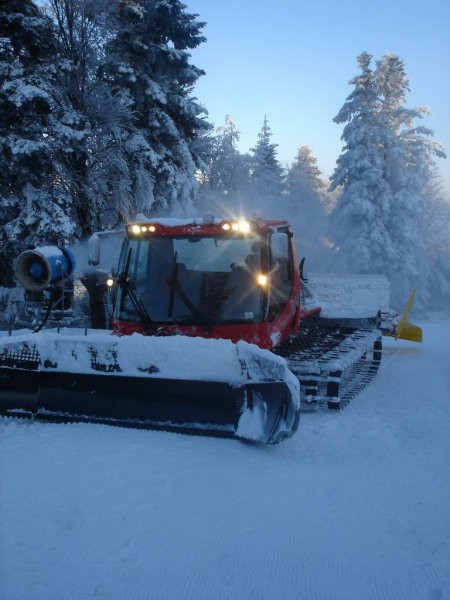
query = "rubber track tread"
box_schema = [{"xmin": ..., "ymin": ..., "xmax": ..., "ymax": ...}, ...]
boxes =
[{"xmin": 275, "ymin": 325, "xmax": 382, "ymax": 410}]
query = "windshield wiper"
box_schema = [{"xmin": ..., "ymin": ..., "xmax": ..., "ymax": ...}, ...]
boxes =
[
  {"xmin": 118, "ymin": 248, "xmax": 154, "ymax": 330},
  {"xmin": 167, "ymin": 251, "xmax": 179, "ymax": 319},
  {"xmin": 166, "ymin": 252, "xmax": 210, "ymax": 328}
]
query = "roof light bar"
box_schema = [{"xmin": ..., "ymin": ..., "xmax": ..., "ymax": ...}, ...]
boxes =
[
  {"xmin": 221, "ymin": 220, "xmax": 251, "ymax": 233},
  {"xmin": 129, "ymin": 224, "xmax": 157, "ymax": 235},
  {"xmin": 128, "ymin": 220, "xmax": 252, "ymax": 236}
]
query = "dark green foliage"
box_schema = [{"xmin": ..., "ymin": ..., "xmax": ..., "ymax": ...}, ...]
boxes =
[
  {"xmin": 101, "ymin": 0, "xmax": 209, "ymax": 214},
  {"xmin": 0, "ymin": 0, "xmax": 73, "ymax": 285},
  {"xmin": 0, "ymin": 0, "xmax": 210, "ymax": 288}
]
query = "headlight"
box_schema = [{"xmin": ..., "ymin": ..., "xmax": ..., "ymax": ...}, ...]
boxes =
[
  {"xmin": 238, "ymin": 220, "xmax": 250, "ymax": 233},
  {"xmin": 257, "ymin": 274, "xmax": 268, "ymax": 286}
]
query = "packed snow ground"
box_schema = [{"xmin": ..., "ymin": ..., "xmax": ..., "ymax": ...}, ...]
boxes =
[{"xmin": 1, "ymin": 322, "xmax": 449, "ymax": 600}]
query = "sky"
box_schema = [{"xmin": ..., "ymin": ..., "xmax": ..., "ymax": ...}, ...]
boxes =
[{"xmin": 185, "ymin": 0, "xmax": 450, "ymax": 197}]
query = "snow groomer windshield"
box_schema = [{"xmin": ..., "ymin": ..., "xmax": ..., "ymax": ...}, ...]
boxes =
[{"xmin": 115, "ymin": 234, "xmax": 266, "ymax": 325}]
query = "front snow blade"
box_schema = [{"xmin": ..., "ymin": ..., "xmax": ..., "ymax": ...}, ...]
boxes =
[
  {"xmin": 0, "ymin": 368, "xmax": 295, "ymax": 444},
  {"xmin": 0, "ymin": 333, "xmax": 300, "ymax": 444}
]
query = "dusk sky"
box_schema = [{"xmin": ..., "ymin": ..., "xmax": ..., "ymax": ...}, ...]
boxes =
[{"xmin": 186, "ymin": 0, "xmax": 450, "ymax": 196}]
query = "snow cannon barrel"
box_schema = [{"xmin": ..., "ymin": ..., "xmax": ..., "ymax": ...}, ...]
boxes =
[{"xmin": 15, "ymin": 246, "xmax": 76, "ymax": 291}]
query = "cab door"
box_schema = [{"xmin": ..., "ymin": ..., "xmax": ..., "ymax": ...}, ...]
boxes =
[{"xmin": 267, "ymin": 230, "xmax": 298, "ymax": 346}]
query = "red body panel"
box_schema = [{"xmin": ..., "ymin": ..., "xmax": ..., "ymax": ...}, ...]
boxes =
[
  {"xmin": 113, "ymin": 218, "xmax": 321, "ymax": 350},
  {"xmin": 112, "ymin": 305, "xmax": 321, "ymax": 350}
]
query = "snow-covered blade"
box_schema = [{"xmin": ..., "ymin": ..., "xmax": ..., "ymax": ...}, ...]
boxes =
[{"xmin": 0, "ymin": 332, "xmax": 300, "ymax": 445}]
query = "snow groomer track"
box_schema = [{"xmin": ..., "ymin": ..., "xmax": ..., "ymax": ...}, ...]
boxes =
[{"xmin": 276, "ymin": 324, "xmax": 382, "ymax": 409}]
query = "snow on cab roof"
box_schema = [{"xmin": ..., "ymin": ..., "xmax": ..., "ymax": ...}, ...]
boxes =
[{"xmin": 131, "ymin": 217, "xmax": 221, "ymax": 226}]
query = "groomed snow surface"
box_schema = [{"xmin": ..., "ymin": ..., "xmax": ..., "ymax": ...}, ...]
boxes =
[{"xmin": 1, "ymin": 322, "xmax": 449, "ymax": 600}]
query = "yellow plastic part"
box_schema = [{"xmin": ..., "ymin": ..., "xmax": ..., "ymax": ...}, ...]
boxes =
[
  {"xmin": 383, "ymin": 289, "xmax": 423, "ymax": 343},
  {"xmin": 397, "ymin": 322, "xmax": 423, "ymax": 343}
]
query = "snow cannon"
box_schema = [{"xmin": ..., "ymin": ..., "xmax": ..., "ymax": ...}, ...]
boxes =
[{"xmin": 15, "ymin": 246, "xmax": 76, "ymax": 292}]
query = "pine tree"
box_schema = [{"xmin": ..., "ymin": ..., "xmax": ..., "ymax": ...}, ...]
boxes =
[
  {"xmin": 287, "ymin": 146, "xmax": 326, "ymax": 214},
  {"xmin": 287, "ymin": 145, "xmax": 328, "ymax": 264},
  {"xmin": 207, "ymin": 115, "xmax": 246, "ymax": 194},
  {"xmin": 198, "ymin": 115, "xmax": 250, "ymax": 213},
  {"xmin": 249, "ymin": 116, "xmax": 284, "ymax": 203},
  {"xmin": 373, "ymin": 54, "xmax": 423, "ymax": 303},
  {"xmin": 101, "ymin": 0, "xmax": 209, "ymax": 216},
  {"xmin": 331, "ymin": 52, "xmax": 447, "ymax": 308},
  {"xmin": 420, "ymin": 175, "xmax": 450, "ymax": 310},
  {"xmin": 0, "ymin": 0, "xmax": 73, "ymax": 286},
  {"xmin": 47, "ymin": 0, "xmax": 130, "ymax": 236},
  {"xmin": 375, "ymin": 54, "xmax": 447, "ymax": 307},
  {"xmin": 330, "ymin": 52, "xmax": 395, "ymax": 274}
]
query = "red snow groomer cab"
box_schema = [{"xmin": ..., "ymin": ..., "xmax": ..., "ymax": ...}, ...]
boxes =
[{"xmin": 112, "ymin": 217, "xmax": 319, "ymax": 348}]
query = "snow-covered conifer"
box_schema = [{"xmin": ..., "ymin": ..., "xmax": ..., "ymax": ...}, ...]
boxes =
[
  {"xmin": 249, "ymin": 116, "xmax": 284, "ymax": 203},
  {"xmin": 101, "ymin": 0, "xmax": 209, "ymax": 216},
  {"xmin": 419, "ymin": 176, "xmax": 450, "ymax": 310},
  {"xmin": 287, "ymin": 145, "xmax": 328, "ymax": 263},
  {"xmin": 198, "ymin": 115, "xmax": 250, "ymax": 213},
  {"xmin": 287, "ymin": 146, "xmax": 326, "ymax": 215},
  {"xmin": 0, "ymin": 0, "xmax": 74, "ymax": 285},
  {"xmin": 47, "ymin": 0, "xmax": 131, "ymax": 236},
  {"xmin": 207, "ymin": 116, "xmax": 246, "ymax": 194},
  {"xmin": 330, "ymin": 52, "xmax": 395, "ymax": 274},
  {"xmin": 331, "ymin": 52, "xmax": 447, "ymax": 309},
  {"xmin": 375, "ymin": 54, "xmax": 447, "ymax": 307}
]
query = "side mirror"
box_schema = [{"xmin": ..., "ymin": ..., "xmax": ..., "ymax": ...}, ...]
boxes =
[{"xmin": 88, "ymin": 233, "xmax": 101, "ymax": 266}]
